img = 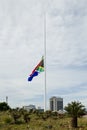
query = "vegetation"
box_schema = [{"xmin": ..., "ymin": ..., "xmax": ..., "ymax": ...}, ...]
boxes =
[
  {"xmin": 0, "ymin": 101, "xmax": 87, "ymax": 130},
  {"xmin": 0, "ymin": 102, "xmax": 10, "ymax": 111},
  {"xmin": 64, "ymin": 101, "xmax": 86, "ymax": 128}
]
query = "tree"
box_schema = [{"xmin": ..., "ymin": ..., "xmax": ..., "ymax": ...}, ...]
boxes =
[
  {"xmin": 64, "ymin": 101, "xmax": 85, "ymax": 128},
  {"xmin": 0, "ymin": 102, "xmax": 10, "ymax": 111}
]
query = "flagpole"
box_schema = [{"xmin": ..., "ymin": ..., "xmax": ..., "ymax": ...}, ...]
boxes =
[{"xmin": 44, "ymin": 13, "xmax": 47, "ymax": 112}]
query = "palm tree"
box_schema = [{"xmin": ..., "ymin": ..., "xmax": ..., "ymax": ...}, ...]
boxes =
[{"xmin": 64, "ymin": 101, "xmax": 85, "ymax": 128}]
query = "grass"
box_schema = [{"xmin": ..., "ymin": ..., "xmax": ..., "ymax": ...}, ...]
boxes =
[{"xmin": 0, "ymin": 111, "xmax": 87, "ymax": 130}]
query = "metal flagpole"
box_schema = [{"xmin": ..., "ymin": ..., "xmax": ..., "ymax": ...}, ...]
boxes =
[{"xmin": 44, "ymin": 13, "xmax": 47, "ymax": 112}]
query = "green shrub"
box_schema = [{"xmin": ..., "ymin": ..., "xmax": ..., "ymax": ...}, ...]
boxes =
[
  {"xmin": 15, "ymin": 119, "xmax": 24, "ymax": 124},
  {"xmin": 4, "ymin": 117, "xmax": 12, "ymax": 124}
]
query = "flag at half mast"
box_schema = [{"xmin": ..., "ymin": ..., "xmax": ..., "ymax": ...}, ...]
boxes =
[{"xmin": 28, "ymin": 57, "xmax": 44, "ymax": 81}]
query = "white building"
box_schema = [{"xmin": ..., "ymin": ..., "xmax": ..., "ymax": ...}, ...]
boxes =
[
  {"xmin": 23, "ymin": 105, "xmax": 36, "ymax": 111},
  {"xmin": 49, "ymin": 96, "xmax": 63, "ymax": 111}
]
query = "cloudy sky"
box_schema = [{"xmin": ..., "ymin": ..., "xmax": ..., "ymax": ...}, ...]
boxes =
[{"xmin": 0, "ymin": 0, "xmax": 87, "ymax": 109}]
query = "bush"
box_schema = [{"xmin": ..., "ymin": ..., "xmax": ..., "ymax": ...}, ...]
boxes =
[
  {"xmin": 23, "ymin": 113, "xmax": 30, "ymax": 123},
  {"xmin": 15, "ymin": 119, "xmax": 24, "ymax": 124},
  {"xmin": 4, "ymin": 117, "xmax": 12, "ymax": 124}
]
